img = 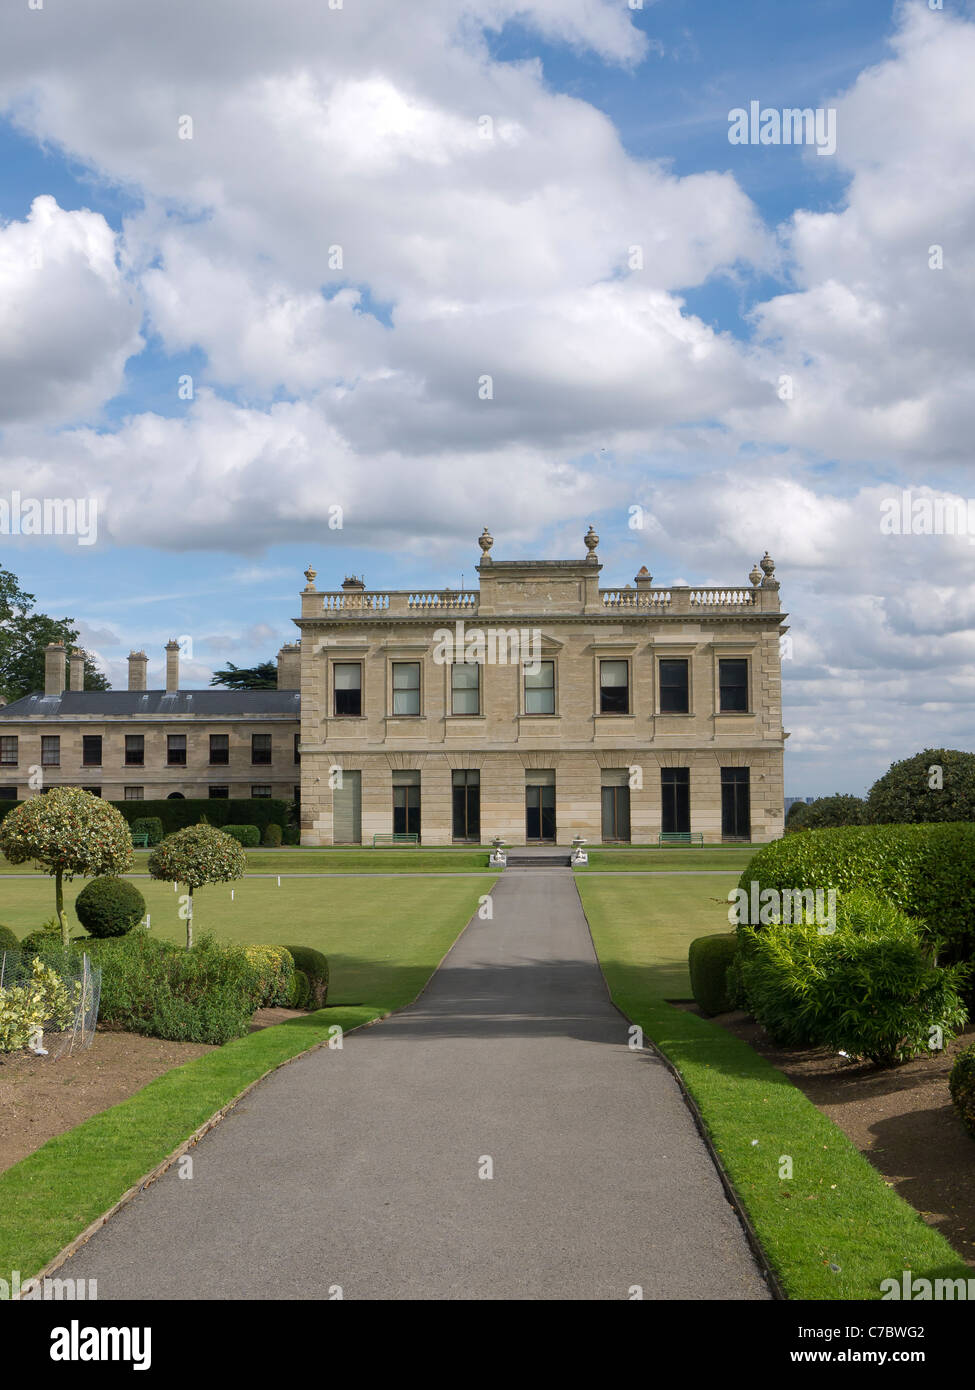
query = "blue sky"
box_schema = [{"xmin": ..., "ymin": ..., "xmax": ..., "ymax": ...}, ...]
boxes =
[{"xmin": 0, "ymin": 0, "xmax": 973, "ymax": 796}]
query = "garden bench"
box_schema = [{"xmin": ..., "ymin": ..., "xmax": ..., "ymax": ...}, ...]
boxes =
[
  {"xmin": 131, "ymin": 831, "xmax": 150, "ymax": 848},
  {"xmin": 371, "ymin": 832, "xmax": 420, "ymax": 847},
  {"xmin": 656, "ymin": 831, "xmax": 704, "ymax": 847}
]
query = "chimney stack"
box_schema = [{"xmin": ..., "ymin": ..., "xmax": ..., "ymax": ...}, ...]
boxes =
[
  {"xmin": 276, "ymin": 641, "xmax": 301, "ymax": 690},
  {"xmin": 44, "ymin": 642, "xmax": 66, "ymax": 696},
  {"xmin": 128, "ymin": 650, "xmax": 148, "ymax": 692},
  {"xmin": 165, "ymin": 639, "xmax": 180, "ymax": 694},
  {"xmin": 69, "ymin": 648, "xmax": 86, "ymax": 691}
]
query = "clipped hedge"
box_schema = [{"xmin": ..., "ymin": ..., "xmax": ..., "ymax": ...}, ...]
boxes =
[
  {"xmin": 112, "ymin": 798, "xmax": 292, "ymax": 835},
  {"xmin": 129, "ymin": 816, "xmax": 164, "ymax": 846},
  {"xmin": 739, "ymin": 822, "xmax": 975, "ymax": 964},
  {"xmin": 289, "ymin": 969, "xmax": 311, "ymax": 1009},
  {"xmin": 0, "ymin": 925, "xmax": 20, "ymax": 952},
  {"xmin": 262, "ymin": 822, "xmax": 283, "ymax": 847},
  {"xmin": 283, "ymin": 945, "xmax": 328, "ymax": 1007},
  {"xmin": 949, "ymin": 1043, "xmax": 975, "ymax": 1139},
  {"xmin": 687, "ymin": 933, "xmax": 738, "ymax": 1016},
  {"xmin": 222, "ymin": 824, "xmax": 261, "ymax": 848},
  {"xmin": 244, "ymin": 945, "xmax": 295, "ymax": 1007},
  {"xmin": 75, "ymin": 876, "xmax": 146, "ymax": 938}
]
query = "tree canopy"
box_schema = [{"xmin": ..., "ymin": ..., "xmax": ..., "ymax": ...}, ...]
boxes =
[
  {"xmin": 867, "ymin": 749, "xmax": 975, "ymax": 824},
  {"xmin": 208, "ymin": 660, "xmax": 277, "ymax": 690},
  {"xmin": 0, "ymin": 563, "xmax": 109, "ymax": 703}
]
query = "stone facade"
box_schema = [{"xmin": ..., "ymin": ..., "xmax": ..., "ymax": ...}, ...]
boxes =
[{"xmin": 294, "ymin": 532, "xmax": 787, "ymax": 845}]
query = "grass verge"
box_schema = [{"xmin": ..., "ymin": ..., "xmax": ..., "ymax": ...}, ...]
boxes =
[
  {"xmin": 0, "ymin": 876, "xmax": 488, "ymax": 1282},
  {"xmin": 577, "ymin": 875, "xmax": 971, "ymax": 1300}
]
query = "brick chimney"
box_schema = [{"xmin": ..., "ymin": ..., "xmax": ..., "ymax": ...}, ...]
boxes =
[
  {"xmin": 276, "ymin": 642, "xmax": 301, "ymax": 690},
  {"xmin": 44, "ymin": 642, "xmax": 66, "ymax": 696},
  {"xmin": 128, "ymin": 650, "xmax": 148, "ymax": 692},
  {"xmin": 69, "ymin": 648, "xmax": 86, "ymax": 691},
  {"xmin": 165, "ymin": 639, "xmax": 180, "ymax": 694}
]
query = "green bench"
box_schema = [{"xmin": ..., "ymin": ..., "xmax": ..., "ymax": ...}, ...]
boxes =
[
  {"xmin": 657, "ymin": 831, "xmax": 705, "ymax": 847},
  {"xmin": 131, "ymin": 831, "xmax": 150, "ymax": 848},
  {"xmin": 371, "ymin": 832, "xmax": 420, "ymax": 847}
]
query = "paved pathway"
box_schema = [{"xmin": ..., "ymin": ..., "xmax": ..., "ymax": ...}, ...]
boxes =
[{"xmin": 63, "ymin": 872, "xmax": 770, "ymax": 1300}]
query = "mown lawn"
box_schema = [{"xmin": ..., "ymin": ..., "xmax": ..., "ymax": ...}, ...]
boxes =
[
  {"xmin": 0, "ymin": 848, "xmax": 491, "ymax": 876},
  {"xmin": 577, "ymin": 848, "xmax": 756, "ymax": 874},
  {"xmin": 0, "ymin": 873, "xmax": 493, "ymax": 1282},
  {"xmin": 577, "ymin": 875, "xmax": 971, "ymax": 1300}
]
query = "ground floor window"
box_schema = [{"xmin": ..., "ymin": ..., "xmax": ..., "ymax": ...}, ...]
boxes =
[
  {"xmin": 333, "ymin": 770, "xmax": 362, "ymax": 844},
  {"xmin": 209, "ymin": 786, "xmax": 230, "ymax": 799},
  {"xmin": 452, "ymin": 769, "xmax": 480, "ymax": 841},
  {"xmin": 392, "ymin": 771, "xmax": 420, "ymax": 838},
  {"xmin": 0, "ymin": 787, "xmax": 17, "ymax": 800},
  {"xmin": 525, "ymin": 770, "xmax": 556, "ymax": 842},
  {"xmin": 124, "ymin": 786, "xmax": 144, "ymax": 800},
  {"xmin": 600, "ymin": 771, "xmax": 631, "ymax": 842},
  {"xmin": 721, "ymin": 767, "xmax": 751, "ymax": 840},
  {"xmin": 661, "ymin": 767, "xmax": 690, "ymax": 833}
]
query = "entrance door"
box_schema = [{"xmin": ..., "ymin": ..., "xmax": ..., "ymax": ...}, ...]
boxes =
[
  {"xmin": 452, "ymin": 769, "xmax": 480, "ymax": 841},
  {"xmin": 660, "ymin": 767, "xmax": 690, "ymax": 833},
  {"xmin": 526, "ymin": 783, "xmax": 556, "ymax": 842},
  {"xmin": 333, "ymin": 770, "xmax": 362, "ymax": 844},
  {"xmin": 601, "ymin": 784, "xmax": 631, "ymax": 842},
  {"xmin": 721, "ymin": 767, "xmax": 750, "ymax": 840},
  {"xmin": 393, "ymin": 783, "xmax": 421, "ymax": 838}
]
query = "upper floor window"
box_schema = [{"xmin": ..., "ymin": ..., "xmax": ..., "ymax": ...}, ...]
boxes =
[
  {"xmin": 599, "ymin": 660, "xmax": 629, "ymax": 714},
  {"xmin": 167, "ymin": 734, "xmax": 187, "ymax": 766},
  {"xmin": 719, "ymin": 659, "xmax": 749, "ymax": 712},
  {"xmin": 525, "ymin": 660, "xmax": 555, "ymax": 715},
  {"xmin": 450, "ymin": 662, "xmax": 479, "ymax": 715},
  {"xmin": 82, "ymin": 735, "xmax": 102, "ymax": 767},
  {"xmin": 0, "ymin": 735, "xmax": 17, "ymax": 766},
  {"xmin": 41, "ymin": 735, "xmax": 60, "ymax": 767},
  {"xmin": 210, "ymin": 734, "xmax": 230, "ymax": 765},
  {"xmin": 658, "ymin": 658, "xmax": 689, "ymax": 714},
  {"xmin": 251, "ymin": 733, "xmax": 272, "ymax": 765},
  {"xmin": 334, "ymin": 663, "xmax": 362, "ymax": 716},
  {"xmin": 392, "ymin": 662, "xmax": 421, "ymax": 716},
  {"xmin": 125, "ymin": 734, "xmax": 144, "ymax": 766}
]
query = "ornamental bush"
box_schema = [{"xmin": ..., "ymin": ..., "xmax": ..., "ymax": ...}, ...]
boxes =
[
  {"xmin": 262, "ymin": 822, "xmax": 283, "ymax": 847},
  {"xmin": 737, "ymin": 889, "xmax": 969, "ymax": 1065},
  {"xmin": 0, "ymin": 925, "xmax": 19, "ymax": 952},
  {"xmin": 868, "ymin": 748, "xmax": 975, "ymax": 824},
  {"xmin": 0, "ymin": 788, "xmax": 134, "ymax": 945},
  {"xmin": 289, "ymin": 969, "xmax": 311, "ymax": 1009},
  {"xmin": 687, "ymin": 933, "xmax": 738, "ymax": 1016},
  {"xmin": 222, "ymin": 824, "xmax": 261, "ymax": 848},
  {"xmin": 244, "ymin": 945, "xmax": 295, "ymax": 1007},
  {"xmin": 75, "ymin": 876, "xmax": 146, "ymax": 938},
  {"xmin": 148, "ymin": 825, "xmax": 246, "ymax": 948},
  {"xmin": 949, "ymin": 1044, "xmax": 975, "ymax": 1140},
  {"xmin": 0, "ymin": 956, "xmax": 76, "ymax": 1053},
  {"xmin": 282, "ymin": 945, "xmax": 328, "ymax": 1007}
]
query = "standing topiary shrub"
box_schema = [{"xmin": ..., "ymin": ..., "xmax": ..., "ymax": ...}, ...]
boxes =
[
  {"xmin": 222, "ymin": 824, "xmax": 261, "ymax": 848},
  {"xmin": 148, "ymin": 825, "xmax": 246, "ymax": 948},
  {"xmin": 283, "ymin": 945, "xmax": 328, "ymax": 1007},
  {"xmin": 688, "ymin": 933, "xmax": 739, "ymax": 1016},
  {"xmin": 75, "ymin": 876, "xmax": 146, "ymax": 938},
  {"xmin": 262, "ymin": 822, "xmax": 283, "ymax": 847},
  {"xmin": 949, "ymin": 1044, "xmax": 975, "ymax": 1140},
  {"xmin": 288, "ymin": 969, "xmax": 311, "ymax": 1009},
  {"xmin": 243, "ymin": 945, "xmax": 295, "ymax": 1007},
  {"xmin": 0, "ymin": 788, "xmax": 134, "ymax": 945}
]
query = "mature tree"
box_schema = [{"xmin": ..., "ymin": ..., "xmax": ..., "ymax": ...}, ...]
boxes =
[
  {"xmin": 0, "ymin": 563, "xmax": 109, "ymax": 702},
  {"xmin": 148, "ymin": 825, "xmax": 246, "ymax": 948},
  {"xmin": 209, "ymin": 660, "xmax": 277, "ymax": 690},
  {"xmin": 801, "ymin": 794, "xmax": 869, "ymax": 831},
  {"xmin": 867, "ymin": 749, "xmax": 975, "ymax": 824},
  {"xmin": 0, "ymin": 788, "xmax": 134, "ymax": 945},
  {"xmin": 785, "ymin": 800, "xmax": 812, "ymax": 832}
]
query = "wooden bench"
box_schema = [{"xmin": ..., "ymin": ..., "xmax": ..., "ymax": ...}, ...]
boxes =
[
  {"xmin": 131, "ymin": 831, "xmax": 150, "ymax": 848},
  {"xmin": 371, "ymin": 832, "xmax": 420, "ymax": 847},
  {"xmin": 657, "ymin": 831, "xmax": 705, "ymax": 847}
]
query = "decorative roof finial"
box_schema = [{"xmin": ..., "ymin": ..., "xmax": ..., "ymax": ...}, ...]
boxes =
[
  {"xmin": 584, "ymin": 524, "xmax": 599, "ymax": 558},
  {"xmin": 478, "ymin": 527, "xmax": 494, "ymax": 557},
  {"xmin": 749, "ymin": 561, "xmax": 763, "ymax": 587},
  {"xmin": 759, "ymin": 552, "xmax": 779, "ymax": 589},
  {"xmin": 303, "ymin": 564, "xmax": 318, "ymax": 591}
]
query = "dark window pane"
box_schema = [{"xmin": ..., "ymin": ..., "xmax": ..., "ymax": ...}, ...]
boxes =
[
  {"xmin": 719, "ymin": 659, "xmax": 749, "ymax": 712},
  {"xmin": 251, "ymin": 734, "xmax": 272, "ymax": 764},
  {"xmin": 661, "ymin": 767, "xmax": 690, "ymax": 833},
  {"xmin": 658, "ymin": 659, "xmax": 689, "ymax": 713},
  {"xmin": 125, "ymin": 735, "xmax": 144, "ymax": 766},
  {"xmin": 334, "ymin": 664, "xmax": 362, "ymax": 716},
  {"xmin": 167, "ymin": 735, "xmax": 186, "ymax": 766},
  {"xmin": 210, "ymin": 734, "xmax": 229, "ymax": 765},
  {"xmin": 599, "ymin": 660, "xmax": 629, "ymax": 714}
]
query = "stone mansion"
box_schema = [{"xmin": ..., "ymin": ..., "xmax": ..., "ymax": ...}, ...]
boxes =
[{"xmin": 0, "ymin": 528, "xmax": 787, "ymax": 845}]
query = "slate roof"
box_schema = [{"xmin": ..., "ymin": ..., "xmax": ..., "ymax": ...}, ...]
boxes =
[{"xmin": 0, "ymin": 690, "xmax": 300, "ymax": 719}]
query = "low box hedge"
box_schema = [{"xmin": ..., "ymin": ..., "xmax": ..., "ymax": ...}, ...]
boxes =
[{"xmin": 687, "ymin": 932, "xmax": 738, "ymax": 1016}]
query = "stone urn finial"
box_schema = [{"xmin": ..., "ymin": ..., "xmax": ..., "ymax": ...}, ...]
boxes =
[
  {"xmin": 749, "ymin": 562, "xmax": 763, "ymax": 587},
  {"xmin": 584, "ymin": 524, "xmax": 599, "ymax": 558},
  {"xmin": 303, "ymin": 564, "xmax": 318, "ymax": 590},
  {"xmin": 759, "ymin": 552, "xmax": 779, "ymax": 590},
  {"xmin": 478, "ymin": 527, "xmax": 494, "ymax": 558}
]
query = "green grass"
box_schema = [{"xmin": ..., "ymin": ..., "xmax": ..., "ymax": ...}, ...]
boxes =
[
  {"xmin": 0, "ymin": 848, "xmax": 491, "ymax": 876},
  {"xmin": 577, "ymin": 848, "xmax": 757, "ymax": 874},
  {"xmin": 0, "ymin": 875, "xmax": 492, "ymax": 1281},
  {"xmin": 577, "ymin": 875, "xmax": 971, "ymax": 1300}
]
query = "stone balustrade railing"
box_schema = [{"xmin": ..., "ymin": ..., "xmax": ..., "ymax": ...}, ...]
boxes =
[
  {"xmin": 313, "ymin": 590, "xmax": 479, "ymax": 616},
  {"xmin": 600, "ymin": 587, "xmax": 756, "ymax": 610}
]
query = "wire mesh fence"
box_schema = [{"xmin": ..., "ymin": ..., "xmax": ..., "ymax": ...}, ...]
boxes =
[{"xmin": 0, "ymin": 949, "xmax": 102, "ymax": 1061}]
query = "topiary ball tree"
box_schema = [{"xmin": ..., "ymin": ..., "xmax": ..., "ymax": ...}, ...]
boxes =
[
  {"xmin": 867, "ymin": 748, "xmax": 975, "ymax": 824},
  {"xmin": 75, "ymin": 875, "xmax": 146, "ymax": 938},
  {"xmin": 148, "ymin": 824, "xmax": 246, "ymax": 949},
  {"xmin": 0, "ymin": 788, "xmax": 134, "ymax": 945}
]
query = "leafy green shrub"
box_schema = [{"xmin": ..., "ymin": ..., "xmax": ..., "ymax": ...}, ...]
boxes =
[
  {"xmin": 0, "ymin": 956, "xmax": 76, "ymax": 1052},
  {"xmin": 74, "ymin": 875, "xmax": 146, "ymax": 938},
  {"xmin": 222, "ymin": 824, "xmax": 261, "ymax": 848},
  {"xmin": 949, "ymin": 1044, "xmax": 975, "ymax": 1140},
  {"xmin": 283, "ymin": 945, "xmax": 328, "ymax": 1007},
  {"xmin": 243, "ymin": 945, "xmax": 295, "ymax": 1007},
  {"xmin": 289, "ymin": 969, "xmax": 311, "ymax": 1009},
  {"xmin": 262, "ymin": 822, "xmax": 283, "ymax": 847},
  {"xmin": 868, "ymin": 748, "xmax": 975, "ymax": 824},
  {"xmin": 111, "ymin": 798, "xmax": 289, "ymax": 836},
  {"xmin": 19, "ymin": 920, "xmax": 64, "ymax": 955},
  {"xmin": 801, "ymin": 794, "xmax": 869, "ymax": 830},
  {"xmin": 688, "ymin": 933, "xmax": 738, "ymax": 1016},
  {"xmin": 738, "ymin": 889, "xmax": 969, "ymax": 1065},
  {"xmin": 130, "ymin": 816, "xmax": 164, "ymax": 846},
  {"xmin": 282, "ymin": 827, "xmax": 300, "ymax": 846},
  {"xmin": 148, "ymin": 825, "xmax": 246, "ymax": 949},
  {"xmin": 81, "ymin": 932, "xmax": 256, "ymax": 1044},
  {"xmin": 0, "ymin": 925, "xmax": 20, "ymax": 952}
]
